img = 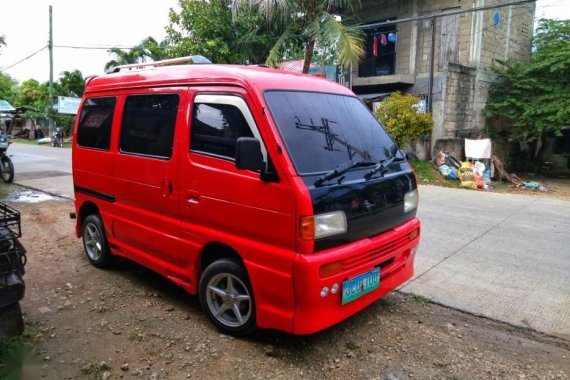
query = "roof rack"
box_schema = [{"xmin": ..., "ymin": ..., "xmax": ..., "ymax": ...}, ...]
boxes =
[{"xmin": 106, "ymin": 55, "xmax": 212, "ymax": 74}]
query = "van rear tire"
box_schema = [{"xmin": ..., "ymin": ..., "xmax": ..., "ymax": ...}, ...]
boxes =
[
  {"xmin": 82, "ymin": 214, "xmax": 114, "ymax": 268},
  {"xmin": 199, "ymin": 259, "xmax": 257, "ymax": 336}
]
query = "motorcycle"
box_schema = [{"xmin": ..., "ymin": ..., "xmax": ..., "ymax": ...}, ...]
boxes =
[
  {"xmin": 0, "ymin": 132, "xmax": 14, "ymax": 183},
  {"xmin": 51, "ymin": 127, "xmax": 64, "ymax": 148},
  {"xmin": 0, "ymin": 202, "xmax": 26, "ymax": 339}
]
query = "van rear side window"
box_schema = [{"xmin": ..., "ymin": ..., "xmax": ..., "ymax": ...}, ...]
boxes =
[
  {"xmin": 77, "ymin": 97, "xmax": 116, "ymax": 150},
  {"xmin": 120, "ymin": 94, "xmax": 179, "ymax": 159}
]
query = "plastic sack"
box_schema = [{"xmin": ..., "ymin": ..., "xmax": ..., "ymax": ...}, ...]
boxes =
[
  {"xmin": 482, "ymin": 168, "xmax": 491, "ymax": 185},
  {"xmin": 438, "ymin": 164, "xmax": 451, "ymax": 177},
  {"xmin": 437, "ymin": 164, "xmax": 459, "ymax": 181},
  {"xmin": 458, "ymin": 162, "xmax": 477, "ymax": 189},
  {"xmin": 473, "ymin": 161, "xmax": 485, "ymax": 176},
  {"xmin": 448, "ymin": 167, "xmax": 458, "ymax": 180}
]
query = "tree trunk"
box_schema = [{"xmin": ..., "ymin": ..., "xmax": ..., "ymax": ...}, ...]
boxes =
[
  {"xmin": 535, "ymin": 134, "xmax": 548, "ymax": 161},
  {"xmin": 302, "ymin": 37, "xmax": 316, "ymax": 74},
  {"xmin": 534, "ymin": 134, "xmax": 549, "ymax": 172}
]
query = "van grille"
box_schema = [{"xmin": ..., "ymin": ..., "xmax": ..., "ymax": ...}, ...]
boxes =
[{"xmin": 341, "ymin": 233, "xmax": 410, "ymax": 272}]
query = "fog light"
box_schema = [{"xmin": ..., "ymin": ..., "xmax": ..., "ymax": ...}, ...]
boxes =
[
  {"xmin": 331, "ymin": 283, "xmax": 339, "ymax": 294},
  {"xmin": 320, "ymin": 287, "xmax": 330, "ymax": 297},
  {"xmin": 320, "ymin": 261, "xmax": 343, "ymax": 277},
  {"xmin": 411, "ymin": 245, "xmax": 419, "ymax": 255}
]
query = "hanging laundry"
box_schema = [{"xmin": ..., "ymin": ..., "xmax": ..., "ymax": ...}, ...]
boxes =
[
  {"xmin": 388, "ymin": 32, "xmax": 397, "ymax": 43},
  {"xmin": 373, "ymin": 35, "xmax": 378, "ymax": 57},
  {"xmin": 493, "ymin": 11, "xmax": 500, "ymax": 27},
  {"xmin": 380, "ymin": 33, "xmax": 388, "ymax": 46}
]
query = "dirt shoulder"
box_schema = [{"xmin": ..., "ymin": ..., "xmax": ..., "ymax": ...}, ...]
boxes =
[{"xmin": 8, "ymin": 197, "xmax": 570, "ymax": 379}]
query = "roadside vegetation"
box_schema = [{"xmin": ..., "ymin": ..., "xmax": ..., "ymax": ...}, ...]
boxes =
[
  {"xmin": 485, "ymin": 19, "xmax": 570, "ymax": 169},
  {"xmin": 410, "ymin": 160, "xmax": 461, "ymax": 189}
]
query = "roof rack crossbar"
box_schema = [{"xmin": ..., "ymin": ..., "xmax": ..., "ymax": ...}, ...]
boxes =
[{"xmin": 107, "ymin": 55, "xmax": 212, "ymax": 74}]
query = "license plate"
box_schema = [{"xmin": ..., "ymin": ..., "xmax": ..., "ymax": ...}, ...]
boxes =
[{"xmin": 342, "ymin": 268, "xmax": 380, "ymax": 305}]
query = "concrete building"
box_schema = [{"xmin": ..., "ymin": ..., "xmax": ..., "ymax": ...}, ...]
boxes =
[{"xmin": 353, "ymin": 0, "xmax": 535, "ymax": 159}]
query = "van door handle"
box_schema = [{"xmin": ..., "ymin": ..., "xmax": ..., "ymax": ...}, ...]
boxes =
[
  {"xmin": 186, "ymin": 191, "xmax": 200, "ymax": 207},
  {"xmin": 161, "ymin": 179, "xmax": 173, "ymax": 197}
]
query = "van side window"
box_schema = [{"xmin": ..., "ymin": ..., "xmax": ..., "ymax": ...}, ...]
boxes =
[
  {"xmin": 77, "ymin": 97, "xmax": 116, "ymax": 150},
  {"xmin": 120, "ymin": 94, "xmax": 179, "ymax": 159},
  {"xmin": 190, "ymin": 103, "xmax": 254, "ymax": 159}
]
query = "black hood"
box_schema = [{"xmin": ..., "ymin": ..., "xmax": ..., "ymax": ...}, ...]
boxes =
[{"xmin": 306, "ymin": 162, "xmax": 417, "ymax": 252}]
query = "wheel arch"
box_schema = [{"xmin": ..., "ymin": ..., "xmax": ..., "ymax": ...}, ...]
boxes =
[
  {"xmin": 199, "ymin": 242, "xmax": 245, "ymax": 274},
  {"xmin": 77, "ymin": 201, "xmax": 99, "ymax": 237}
]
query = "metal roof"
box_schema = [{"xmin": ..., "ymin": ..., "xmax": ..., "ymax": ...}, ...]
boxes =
[{"xmin": 0, "ymin": 100, "xmax": 15, "ymax": 112}]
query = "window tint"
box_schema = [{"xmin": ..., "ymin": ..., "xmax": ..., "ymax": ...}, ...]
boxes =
[
  {"xmin": 120, "ymin": 94, "xmax": 179, "ymax": 158},
  {"xmin": 190, "ymin": 103, "xmax": 254, "ymax": 159},
  {"xmin": 77, "ymin": 97, "xmax": 115, "ymax": 150},
  {"xmin": 264, "ymin": 91, "xmax": 395, "ymax": 175}
]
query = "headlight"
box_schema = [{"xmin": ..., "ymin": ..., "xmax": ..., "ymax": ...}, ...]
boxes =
[
  {"xmin": 404, "ymin": 190, "xmax": 418, "ymax": 213},
  {"xmin": 314, "ymin": 211, "xmax": 347, "ymax": 239},
  {"xmin": 300, "ymin": 211, "xmax": 347, "ymax": 240}
]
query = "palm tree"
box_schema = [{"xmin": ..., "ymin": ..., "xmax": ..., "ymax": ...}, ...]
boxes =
[
  {"xmin": 104, "ymin": 45, "xmax": 147, "ymax": 72},
  {"xmin": 231, "ymin": 0, "xmax": 365, "ymax": 73},
  {"xmin": 104, "ymin": 37, "xmax": 170, "ymax": 72}
]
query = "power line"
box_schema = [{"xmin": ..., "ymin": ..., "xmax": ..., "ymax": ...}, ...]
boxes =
[
  {"xmin": 54, "ymin": 44, "xmax": 150, "ymax": 50},
  {"xmin": 0, "ymin": 45, "xmax": 48, "ymax": 72},
  {"xmin": 357, "ymin": 0, "xmax": 537, "ymax": 29}
]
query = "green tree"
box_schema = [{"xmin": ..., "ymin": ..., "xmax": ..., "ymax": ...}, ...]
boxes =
[
  {"xmin": 231, "ymin": 0, "xmax": 365, "ymax": 72},
  {"xmin": 140, "ymin": 37, "xmax": 169, "ymax": 62},
  {"xmin": 58, "ymin": 70, "xmax": 86, "ymax": 97},
  {"xmin": 485, "ymin": 19, "xmax": 570, "ymax": 164},
  {"xmin": 166, "ymin": 0, "xmax": 279, "ymax": 64},
  {"xmin": 104, "ymin": 45, "xmax": 146, "ymax": 71},
  {"xmin": 0, "ymin": 73, "xmax": 17, "ymax": 103},
  {"xmin": 374, "ymin": 92, "xmax": 433, "ymax": 148},
  {"xmin": 13, "ymin": 79, "xmax": 49, "ymax": 110}
]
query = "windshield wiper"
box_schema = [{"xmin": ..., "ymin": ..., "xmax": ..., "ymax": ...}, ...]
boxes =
[
  {"xmin": 314, "ymin": 159, "xmax": 377, "ymax": 187},
  {"xmin": 364, "ymin": 147, "xmax": 406, "ymax": 180}
]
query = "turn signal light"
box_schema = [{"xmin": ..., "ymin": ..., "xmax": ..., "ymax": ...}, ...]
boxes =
[
  {"xmin": 319, "ymin": 261, "xmax": 343, "ymax": 277},
  {"xmin": 300, "ymin": 216, "xmax": 315, "ymax": 240},
  {"xmin": 409, "ymin": 228, "xmax": 419, "ymax": 241}
]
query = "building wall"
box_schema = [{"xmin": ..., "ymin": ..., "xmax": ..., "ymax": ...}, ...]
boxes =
[{"xmin": 354, "ymin": 0, "xmax": 535, "ymax": 157}]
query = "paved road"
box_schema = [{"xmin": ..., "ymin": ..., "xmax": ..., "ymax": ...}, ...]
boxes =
[
  {"xmin": 10, "ymin": 143, "xmax": 73, "ymax": 197},
  {"xmin": 403, "ymin": 186, "xmax": 570, "ymax": 339},
  {"xmin": 7, "ymin": 143, "xmax": 570, "ymax": 338}
]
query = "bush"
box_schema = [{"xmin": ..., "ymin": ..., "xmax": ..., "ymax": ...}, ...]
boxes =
[{"xmin": 374, "ymin": 92, "xmax": 433, "ymax": 148}]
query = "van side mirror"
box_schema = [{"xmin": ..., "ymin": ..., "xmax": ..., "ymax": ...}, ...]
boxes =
[{"xmin": 235, "ymin": 137, "xmax": 264, "ymax": 172}]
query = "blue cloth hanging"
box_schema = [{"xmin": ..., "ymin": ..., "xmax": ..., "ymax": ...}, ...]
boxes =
[
  {"xmin": 493, "ymin": 11, "xmax": 500, "ymax": 27},
  {"xmin": 388, "ymin": 32, "xmax": 397, "ymax": 43}
]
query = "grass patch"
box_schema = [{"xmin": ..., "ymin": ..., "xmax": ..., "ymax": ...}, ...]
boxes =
[
  {"xmin": 412, "ymin": 294, "xmax": 433, "ymax": 306},
  {"xmin": 0, "ymin": 330, "xmax": 37, "ymax": 380},
  {"xmin": 409, "ymin": 160, "xmax": 461, "ymax": 188}
]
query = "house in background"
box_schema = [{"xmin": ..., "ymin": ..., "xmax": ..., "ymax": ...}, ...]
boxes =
[{"xmin": 353, "ymin": 0, "xmax": 535, "ymax": 159}]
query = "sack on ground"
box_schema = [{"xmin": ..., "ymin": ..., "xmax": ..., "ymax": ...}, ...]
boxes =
[{"xmin": 458, "ymin": 162, "xmax": 477, "ymax": 189}]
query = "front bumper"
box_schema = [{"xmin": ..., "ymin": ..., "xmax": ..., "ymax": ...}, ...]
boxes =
[{"xmin": 293, "ymin": 217, "xmax": 420, "ymax": 334}]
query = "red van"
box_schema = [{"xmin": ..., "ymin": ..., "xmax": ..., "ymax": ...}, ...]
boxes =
[{"xmin": 72, "ymin": 57, "xmax": 420, "ymax": 336}]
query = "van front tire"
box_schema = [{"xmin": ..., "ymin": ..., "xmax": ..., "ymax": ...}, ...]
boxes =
[
  {"xmin": 82, "ymin": 214, "xmax": 114, "ymax": 268},
  {"xmin": 199, "ymin": 259, "xmax": 257, "ymax": 336}
]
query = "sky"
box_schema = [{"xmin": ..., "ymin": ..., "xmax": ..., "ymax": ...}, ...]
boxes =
[
  {"xmin": 0, "ymin": 0, "xmax": 179, "ymax": 83},
  {"xmin": 0, "ymin": 0, "xmax": 569, "ymax": 84}
]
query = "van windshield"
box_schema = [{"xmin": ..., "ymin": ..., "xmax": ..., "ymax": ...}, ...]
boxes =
[{"xmin": 264, "ymin": 91, "xmax": 396, "ymax": 175}]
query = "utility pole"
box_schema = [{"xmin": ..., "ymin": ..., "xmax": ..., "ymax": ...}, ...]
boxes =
[
  {"xmin": 48, "ymin": 5, "xmax": 54, "ymax": 132},
  {"xmin": 428, "ymin": 18, "xmax": 436, "ymax": 113}
]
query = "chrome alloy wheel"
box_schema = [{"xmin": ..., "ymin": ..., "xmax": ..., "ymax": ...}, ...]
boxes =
[
  {"xmin": 206, "ymin": 273, "xmax": 252, "ymax": 328},
  {"xmin": 83, "ymin": 222, "xmax": 103, "ymax": 261}
]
